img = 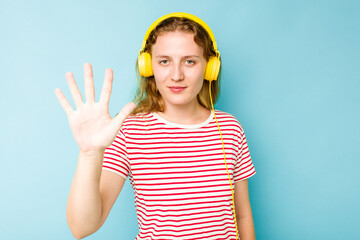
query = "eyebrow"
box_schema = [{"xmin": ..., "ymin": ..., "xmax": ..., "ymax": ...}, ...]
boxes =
[{"xmin": 154, "ymin": 55, "xmax": 201, "ymax": 59}]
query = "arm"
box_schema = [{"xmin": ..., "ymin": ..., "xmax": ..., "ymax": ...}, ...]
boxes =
[
  {"xmin": 55, "ymin": 63, "xmax": 135, "ymax": 239},
  {"xmin": 234, "ymin": 179, "xmax": 256, "ymax": 240},
  {"xmin": 66, "ymin": 151, "xmax": 126, "ymax": 239}
]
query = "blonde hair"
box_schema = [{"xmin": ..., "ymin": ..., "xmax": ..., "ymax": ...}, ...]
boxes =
[{"xmin": 131, "ymin": 17, "xmax": 221, "ymax": 115}]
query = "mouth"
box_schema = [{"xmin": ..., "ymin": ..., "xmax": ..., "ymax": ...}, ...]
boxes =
[{"xmin": 168, "ymin": 86, "xmax": 187, "ymax": 93}]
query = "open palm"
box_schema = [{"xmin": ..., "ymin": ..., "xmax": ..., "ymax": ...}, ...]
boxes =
[{"xmin": 55, "ymin": 63, "xmax": 135, "ymax": 153}]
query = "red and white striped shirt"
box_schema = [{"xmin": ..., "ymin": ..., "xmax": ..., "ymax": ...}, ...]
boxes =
[{"xmin": 103, "ymin": 110, "xmax": 256, "ymax": 240}]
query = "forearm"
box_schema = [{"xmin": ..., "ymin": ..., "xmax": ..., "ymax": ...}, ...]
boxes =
[
  {"xmin": 237, "ymin": 215, "xmax": 256, "ymax": 240},
  {"xmin": 66, "ymin": 150, "xmax": 104, "ymax": 238}
]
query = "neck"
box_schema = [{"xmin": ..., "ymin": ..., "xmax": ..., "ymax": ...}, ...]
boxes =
[{"xmin": 156, "ymin": 102, "xmax": 211, "ymax": 125}]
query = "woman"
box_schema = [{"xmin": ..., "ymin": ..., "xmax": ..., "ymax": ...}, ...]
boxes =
[{"xmin": 55, "ymin": 13, "xmax": 256, "ymax": 240}]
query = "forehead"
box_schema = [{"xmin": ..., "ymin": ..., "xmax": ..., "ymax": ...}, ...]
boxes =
[{"xmin": 151, "ymin": 31, "xmax": 203, "ymax": 56}]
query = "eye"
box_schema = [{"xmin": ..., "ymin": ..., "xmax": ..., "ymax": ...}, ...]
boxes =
[
  {"xmin": 159, "ymin": 59, "xmax": 169, "ymax": 65},
  {"xmin": 185, "ymin": 60, "xmax": 196, "ymax": 65}
]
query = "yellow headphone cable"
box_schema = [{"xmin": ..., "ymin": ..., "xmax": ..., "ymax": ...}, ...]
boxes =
[{"xmin": 209, "ymin": 81, "xmax": 239, "ymax": 240}]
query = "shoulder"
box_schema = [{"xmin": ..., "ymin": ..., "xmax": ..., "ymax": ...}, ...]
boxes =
[
  {"xmin": 118, "ymin": 112, "xmax": 155, "ymax": 133},
  {"xmin": 214, "ymin": 110, "xmax": 245, "ymax": 133},
  {"xmin": 120, "ymin": 112, "xmax": 151, "ymax": 126},
  {"xmin": 125, "ymin": 112, "xmax": 151, "ymax": 122}
]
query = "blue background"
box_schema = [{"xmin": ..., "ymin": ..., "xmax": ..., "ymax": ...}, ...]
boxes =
[{"xmin": 1, "ymin": 0, "xmax": 359, "ymax": 239}]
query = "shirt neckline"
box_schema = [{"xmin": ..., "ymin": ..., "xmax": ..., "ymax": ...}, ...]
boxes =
[{"xmin": 151, "ymin": 110, "xmax": 214, "ymax": 129}]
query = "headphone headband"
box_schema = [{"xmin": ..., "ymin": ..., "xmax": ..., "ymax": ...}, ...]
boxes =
[{"xmin": 140, "ymin": 12, "xmax": 218, "ymax": 54}]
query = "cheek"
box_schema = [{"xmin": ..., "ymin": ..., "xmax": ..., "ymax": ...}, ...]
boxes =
[
  {"xmin": 152, "ymin": 64, "xmax": 167, "ymax": 82},
  {"xmin": 192, "ymin": 65, "xmax": 206, "ymax": 84},
  {"xmin": 153, "ymin": 72, "xmax": 167, "ymax": 88},
  {"xmin": 196, "ymin": 79, "xmax": 205, "ymax": 93},
  {"xmin": 196, "ymin": 67, "xmax": 207, "ymax": 92},
  {"xmin": 153, "ymin": 71, "xmax": 168, "ymax": 92},
  {"xmin": 152, "ymin": 69, "xmax": 163, "ymax": 85}
]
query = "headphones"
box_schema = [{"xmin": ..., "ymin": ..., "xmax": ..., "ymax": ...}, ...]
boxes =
[{"xmin": 137, "ymin": 12, "xmax": 221, "ymax": 81}]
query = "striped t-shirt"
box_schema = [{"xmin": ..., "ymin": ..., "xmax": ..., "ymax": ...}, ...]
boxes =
[{"xmin": 103, "ymin": 110, "xmax": 256, "ymax": 240}]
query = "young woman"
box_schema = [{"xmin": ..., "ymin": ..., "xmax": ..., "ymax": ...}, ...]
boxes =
[{"xmin": 55, "ymin": 13, "xmax": 256, "ymax": 240}]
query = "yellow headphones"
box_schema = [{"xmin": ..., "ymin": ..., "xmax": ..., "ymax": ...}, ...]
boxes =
[{"xmin": 137, "ymin": 12, "xmax": 221, "ymax": 81}]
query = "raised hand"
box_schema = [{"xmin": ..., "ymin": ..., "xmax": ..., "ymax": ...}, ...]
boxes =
[{"xmin": 54, "ymin": 63, "xmax": 136, "ymax": 153}]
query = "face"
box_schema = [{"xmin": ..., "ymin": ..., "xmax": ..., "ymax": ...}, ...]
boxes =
[{"xmin": 151, "ymin": 31, "xmax": 207, "ymax": 110}]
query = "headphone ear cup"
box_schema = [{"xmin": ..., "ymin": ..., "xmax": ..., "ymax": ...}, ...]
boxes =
[
  {"xmin": 138, "ymin": 52, "xmax": 154, "ymax": 77},
  {"xmin": 204, "ymin": 56, "xmax": 221, "ymax": 81}
]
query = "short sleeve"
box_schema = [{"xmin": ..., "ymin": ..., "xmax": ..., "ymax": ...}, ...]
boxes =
[
  {"xmin": 102, "ymin": 129, "xmax": 130, "ymax": 179},
  {"xmin": 233, "ymin": 128, "xmax": 256, "ymax": 182}
]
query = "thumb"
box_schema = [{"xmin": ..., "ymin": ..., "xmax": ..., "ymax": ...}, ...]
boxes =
[{"xmin": 113, "ymin": 102, "xmax": 136, "ymax": 130}]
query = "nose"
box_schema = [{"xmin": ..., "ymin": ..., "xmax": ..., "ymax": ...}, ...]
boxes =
[{"xmin": 171, "ymin": 62, "xmax": 184, "ymax": 81}]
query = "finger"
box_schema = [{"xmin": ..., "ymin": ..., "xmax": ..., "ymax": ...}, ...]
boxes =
[
  {"xmin": 54, "ymin": 88, "xmax": 74, "ymax": 115},
  {"xmin": 84, "ymin": 63, "xmax": 95, "ymax": 103},
  {"xmin": 99, "ymin": 68, "xmax": 113, "ymax": 104},
  {"xmin": 113, "ymin": 102, "xmax": 136, "ymax": 130},
  {"xmin": 65, "ymin": 72, "xmax": 83, "ymax": 108}
]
